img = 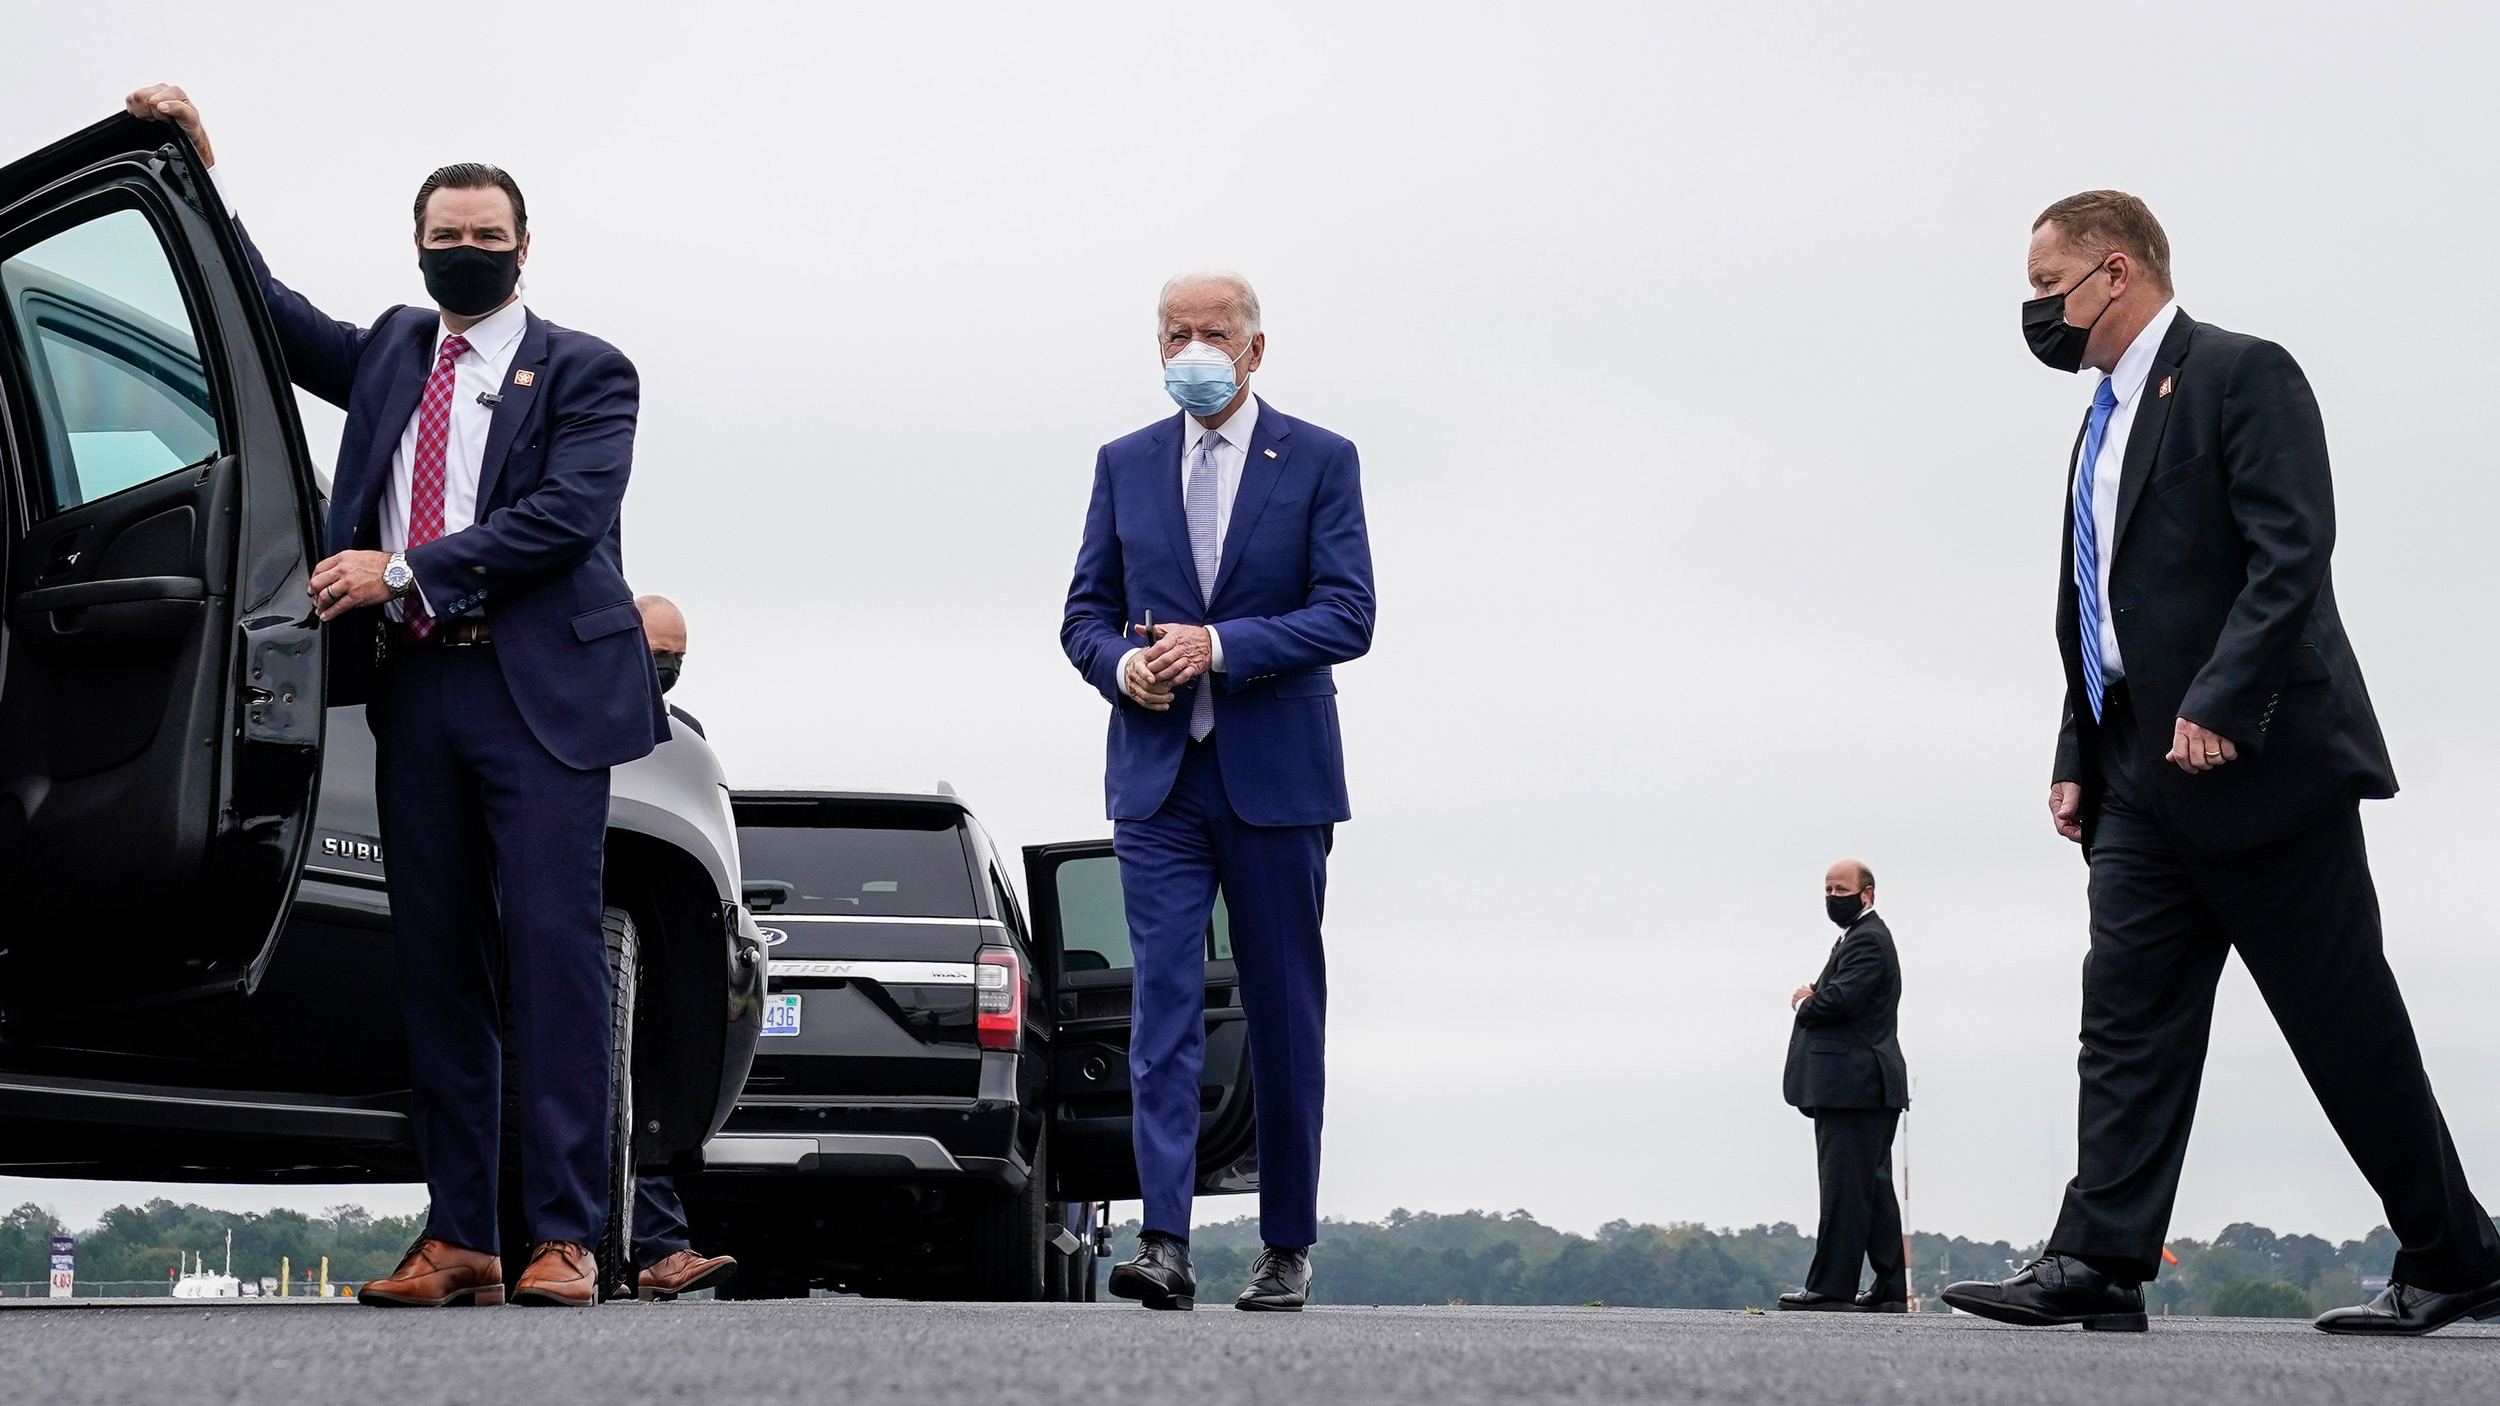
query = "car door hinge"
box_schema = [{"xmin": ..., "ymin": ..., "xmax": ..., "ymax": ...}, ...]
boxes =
[{"xmin": 148, "ymin": 145, "xmax": 209, "ymax": 218}]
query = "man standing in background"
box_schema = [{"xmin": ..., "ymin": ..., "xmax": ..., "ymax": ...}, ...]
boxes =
[
  {"xmin": 626, "ymin": 594, "xmax": 738, "ymax": 1300},
  {"xmin": 130, "ymin": 83, "xmax": 666, "ymax": 1308},
  {"xmin": 1779, "ymin": 861, "xmax": 1909, "ymax": 1312},
  {"xmin": 1061, "ymin": 271, "xmax": 1375, "ymax": 1311},
  {"xmin": 1943, "ymin": 191, "xmax": 2500, "ymax": 1336}
]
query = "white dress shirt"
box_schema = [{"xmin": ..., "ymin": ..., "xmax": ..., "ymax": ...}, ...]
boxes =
[
  {"xmin": 1120, "ymin": 397, "xmax": 1259, "ymax": 695},
  {"xmin": 376, "ymin": 301, "xmax": 527, "ymax": 619},
  {"xmin": 2078, "ymin": 299, "xmax": 2180, "ymax": 679}
]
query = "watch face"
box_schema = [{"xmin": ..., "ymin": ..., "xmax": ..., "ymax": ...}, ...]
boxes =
[{"xmin": 385, "ymin": 561, "xmax": 411, "ymax": 590}]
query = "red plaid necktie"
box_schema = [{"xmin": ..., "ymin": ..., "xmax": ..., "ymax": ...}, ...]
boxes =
[{"xmin": 401, "ymin": 333, "xmax": 471, "ymax": 638}]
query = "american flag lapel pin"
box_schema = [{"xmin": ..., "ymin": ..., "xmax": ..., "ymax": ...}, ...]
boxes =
[
  {"xmin": 1264, "ymin": 448, "xmax": 1277, "ymax": 458},
  {"xmin": 512, "ymin": 369, "xmax": 536, "ymax": 387},
  {"xmin": 2157, "ymin": 375, "xmax": 2173, "ymax": 398}
]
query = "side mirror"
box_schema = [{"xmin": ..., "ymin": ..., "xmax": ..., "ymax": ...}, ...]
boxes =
[{"xmin": 742, "ymin": 879, "xmax": 794, "ymax": 912}]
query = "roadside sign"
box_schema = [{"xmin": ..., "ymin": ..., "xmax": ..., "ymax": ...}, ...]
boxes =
[{"xmin": 48, "ymin": 1236, "xmax": 73, "ymax": 1298}]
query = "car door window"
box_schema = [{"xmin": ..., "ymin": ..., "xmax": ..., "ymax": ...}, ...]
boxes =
[
  {"xmin": 1054, "ymin": 854, "xmax": 1230, "ymax": 973},
  {"xmin": 2, "ymin": 205, "xmax": 221, "ymax": 516}
]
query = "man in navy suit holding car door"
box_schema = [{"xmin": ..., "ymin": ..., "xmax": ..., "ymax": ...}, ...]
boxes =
[
  {"xmin": 130, "ymin": 84, "xmax": 666, "ymax": 1309},
  {"xmin": 1061, "ymin": 270, "xmax": 1375, "ymax": 1312}
]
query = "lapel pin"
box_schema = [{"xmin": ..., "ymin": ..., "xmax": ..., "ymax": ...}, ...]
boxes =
[
  {"xmin": 1264, "ymin": 448, "xmax": 1277, "ymax": 458},
  {"xmin": 513, "ymin": 369, "xmax": 536, "ymax": 387},
  {"xmin": 2158, "ymin": 376, "xmax": 2173, "ymax": 398}
]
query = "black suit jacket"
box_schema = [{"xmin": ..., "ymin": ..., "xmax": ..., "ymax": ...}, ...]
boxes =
[
  {"xmin": 1784, "ymin": 912, "xmax": 1909, "ymax": 1113},
  {"xmin": 2051, "ymin": 311, "xmax": 2397, "ymax": 854}
]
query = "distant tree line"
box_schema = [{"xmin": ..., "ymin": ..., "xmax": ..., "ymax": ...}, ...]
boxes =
[
  {"xmin": 1, "ymin": 1201, "xmax": 419, "ymax": 1292},
  {"xmin": 1110, "ymin": 1210, "xmax": 2429, "ymax": 1316},
  {"xmin": 0, "ymin": 1196, "xmax": 2419, "ymax": 1312}
]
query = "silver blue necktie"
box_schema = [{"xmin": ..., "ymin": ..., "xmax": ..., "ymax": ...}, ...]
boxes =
[
  {"xmin": 1186, "ymin": 432, "xmax": 1221, "ymax": 741},
  {"xmin": 2073, "ymin": 378, "xmax": 2120, "ymax": 721}
]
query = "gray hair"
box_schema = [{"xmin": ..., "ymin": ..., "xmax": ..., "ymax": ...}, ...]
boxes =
[{"xmin": 1157, "ymin": 269, "xmax": 1261, "ymax": 337}]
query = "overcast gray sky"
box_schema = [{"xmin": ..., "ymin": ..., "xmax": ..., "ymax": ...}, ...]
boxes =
[{"xmin": 7, "ymin": 2, "xmax": 2499, "ymax": 1250}]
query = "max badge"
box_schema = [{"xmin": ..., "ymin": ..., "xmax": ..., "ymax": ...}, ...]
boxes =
[
  {"xmin": 2157, "ymin": 375, "xmax": 2173, "ymax": 398},
  {"xmin": 512, "ymin": 369, "xmax": 536, "ymax": 387}
]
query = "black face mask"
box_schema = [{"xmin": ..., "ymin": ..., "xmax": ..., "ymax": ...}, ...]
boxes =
[
  {"xmin": 1825, "ymin": 892, "xmax": 1866, "ymax": 928},
  {"xmin": 652, "ymin": 652, "xmax": 683, "ymax": 694},
  {"xmin": 2021, "ymin": 261, "xmax": 2115, "ymax": 373},
  {"xmin": 418, "ymin": 243, "xmax": 523, "ymax": 318}
]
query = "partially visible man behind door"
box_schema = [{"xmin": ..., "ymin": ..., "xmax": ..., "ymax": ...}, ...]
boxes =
[
  {"xmin": 625, "ymin": 593, "xmax": 738, "ymax": 1301},
  {"xmin": 1061, "ymin": 270, "xmax": 1375, "ymax": 1311},
  {"xmin": 1941, "ymin": 191, "xmax": 2500, "ymax": 1336},
  {"xmin": 130, "ymin": 84, "xmax": 667, "ymax": 1308},
  {"xmin": 1779, "ymin": 860, "xmax": 1909, "ymax": 1313}
]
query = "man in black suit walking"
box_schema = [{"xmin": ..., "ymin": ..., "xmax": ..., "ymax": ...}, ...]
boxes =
[
  {"xmin": 1780, "ymin": 860, "xmax": 1909, "ymax": 1312},
  {"xmin": 1942, "ymin": 191, "xmax": 2500, "ymax": 1336}
]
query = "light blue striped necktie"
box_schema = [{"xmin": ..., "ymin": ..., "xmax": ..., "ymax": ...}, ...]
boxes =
[
  {"xmin": 1186, "ymin": 432, "xmax": 1221, "ymax": 741},
  {"xmin": 2073, "ymin": 378, "xmax": 2121, "ymax": 721}
]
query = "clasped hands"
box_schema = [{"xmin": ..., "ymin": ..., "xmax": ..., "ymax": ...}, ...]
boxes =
[
  {"xmin": 1120, "ymin": 622, "xmax": 1213, "ymax": 712},
  {"xmin": 2046, "ymin": 716, "xmax": 2240, "ymax": 841},
  {"xmin": 1790, "ymin": 985, "xmax": 1815, "ymax": 1012}
]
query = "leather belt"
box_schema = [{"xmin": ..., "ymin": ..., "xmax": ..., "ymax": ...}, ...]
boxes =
[{"xmin": 390, "ymin": 617, "xmax": 493, "ymax": 647}]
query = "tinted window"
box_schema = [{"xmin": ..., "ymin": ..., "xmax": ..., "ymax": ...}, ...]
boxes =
[
  {"xmin": 1054, "ymin": 854, "xmax": 1231, "ymax": 973},
  {"xmin": 737, "ymin": 804, "xmax": 977, "ymax": 918},
  {"xmin": 2, "ymin": 206, "xmax": 220, "ymax": 515}
]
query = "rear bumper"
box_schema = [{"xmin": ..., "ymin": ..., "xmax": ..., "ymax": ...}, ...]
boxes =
[
  {"xmin": 702, "ymin": 1132, "xmax": 968, "ymax": 1174},
  {"xmin": 692, "ymin": 1051, "xmax": 1032, "ymax": 1187}
]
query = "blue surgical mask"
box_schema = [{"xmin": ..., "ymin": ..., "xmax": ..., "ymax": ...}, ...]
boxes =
[{"xmin": 1163, "ymin": 340, "xmax": 1245, "ymax": 417}]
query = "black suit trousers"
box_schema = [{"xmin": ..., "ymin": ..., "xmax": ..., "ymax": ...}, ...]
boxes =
[
  {"xmin": 2050, "ymin": 687, "xmax": 2500, "ymax": 1289},
  {"xmin": 1806, "ymin": 1107, "xmax": 1905, "ymax": 1299}
]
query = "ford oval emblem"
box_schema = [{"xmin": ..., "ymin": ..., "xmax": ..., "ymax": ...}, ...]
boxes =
[{"xmin": 759, "ymin": 927, "xmax": 789, "ymax": 947}]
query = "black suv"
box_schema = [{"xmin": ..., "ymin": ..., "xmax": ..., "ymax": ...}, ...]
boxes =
[
  {"xmin": 683, "ymin": 790, "xmax": 1258, "ymax": 1300},
  {"xmin": 0, "ymin": 115, "xmax": 765, "ymax": 1300}
]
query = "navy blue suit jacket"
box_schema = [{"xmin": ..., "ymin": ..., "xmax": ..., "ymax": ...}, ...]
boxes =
[
  {"xmin": 237, "ymin": 223, "xmax": 666, "ymax": 771},
  {"xmin": 1062, "ymin": 400, "xmax": 1375, "ymax": 826}
]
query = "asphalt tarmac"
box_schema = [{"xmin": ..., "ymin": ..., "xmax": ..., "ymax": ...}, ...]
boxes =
[{"xmin": 5, "ymin": 1297, "xmax": 2499, "ymax": 1405}]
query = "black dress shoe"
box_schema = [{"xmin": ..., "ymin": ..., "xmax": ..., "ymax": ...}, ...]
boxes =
[
  {"xmin": 1236, "ymin": 1245, "xmax": 1311, "ymax": 1312},
  {"xmin": 1856, "ymin": 1289, "xmax": 1909, "ymax": 1313},
  {"xmin": 1107, "ymin": 1233, "xmax": 1195, "ymax": 1311},
  {"xmin": 2313, "ymin": 1277, "xmax": 2500, "ymax": 1336},
  {"xmin": 1939, "ymin": 1254, "xmax": 2146, "ymax": 1331},
  {"xmin": 1777, "ymin": 1289, "xmax": 1859, "ymax": 1311}
]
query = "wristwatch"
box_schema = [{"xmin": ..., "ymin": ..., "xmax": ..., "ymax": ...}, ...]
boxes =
[{"xmin": 381, "ymin": 552, "xmax": 415, "ymax": 598}]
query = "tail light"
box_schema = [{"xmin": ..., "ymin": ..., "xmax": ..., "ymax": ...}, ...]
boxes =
[{"xmin": 976, "ymin": 945, "xmax": 1024, "ymax": 1051}]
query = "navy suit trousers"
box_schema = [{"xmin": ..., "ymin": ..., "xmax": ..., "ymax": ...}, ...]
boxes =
[
  {"xmin": 633, "ymin": 1177, "xmax": 693, "ymax": 1270},
  {"xmin": 1114, "ymin": 738, "xmax": 1330, "ymax": 1250},
  {"xmin": 371, "ymin": 643, "xmax": 614, "ymax": 1253}
]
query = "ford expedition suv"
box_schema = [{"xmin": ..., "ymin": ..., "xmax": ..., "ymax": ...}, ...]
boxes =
[{"xmin": 682, "ymin": 791, "xmax": 1256, "ymax": 1300}]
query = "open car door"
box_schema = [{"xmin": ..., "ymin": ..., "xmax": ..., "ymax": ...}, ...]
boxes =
[
  {"xmin": 1024, "ymin": 839, "xmax": 1259, "ymax": 1203},
  {"xmin": 0, "ymin": 115, "xmax": 324, "ymax": 1019}
]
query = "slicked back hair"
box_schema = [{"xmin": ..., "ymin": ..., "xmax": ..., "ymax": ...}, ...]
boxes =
[
  {"xmin": 2034, "ymin": 190, "xmax": 2170, "ymax": 292},
  {"xmin": 414, "ymin": 163, "xmax": 528, "ymax": 238}
]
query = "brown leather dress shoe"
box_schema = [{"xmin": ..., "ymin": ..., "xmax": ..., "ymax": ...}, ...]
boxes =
[
  {"xmin": 513, "ymin": 1241, "xmax": 598, "ymax": 1307},
  {"xmin": 638, "ymin": 1249, "xmax": 739, "ymax": 1301},
  {"xmin": 356, "ymin": 1239, "xmax": 504, "ymax": 1307}
]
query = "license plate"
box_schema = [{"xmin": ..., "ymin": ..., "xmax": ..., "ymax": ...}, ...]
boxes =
[{"xmin": 761, "ymin": 993, "xmax": 802, "ymax": 1037}]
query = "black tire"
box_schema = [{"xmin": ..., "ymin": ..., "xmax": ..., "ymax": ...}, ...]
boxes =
[
  {"xmin": 596, "ymin": 906, "xmax": 640, "ymax": 1303},
  {"xmin": 967, "ymin": 1128, "xmax": 1047, "ymax": 1301}
]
